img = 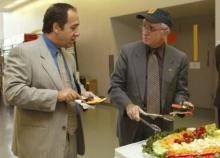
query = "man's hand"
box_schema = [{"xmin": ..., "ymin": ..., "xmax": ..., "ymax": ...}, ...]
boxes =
[
  {"xmin": 81, "ymin": 91, "xmax": 96, "ymax": 99},
  {"xmin": 172, "ymin": 101, "xmax": 194, "ymax": 111},
  {"xmin": 182, "ymin": 101, "xmax": 195, "ymax": 111},
  {"xmin": 171, "ymin": 101, "xmax": 194, "ymax": 118},
  {"xmin": 126, "ymin": 104, "xmax": 142, "ymax": 122},
  {"xmin": 57, "ymin": 88, "xmax": 81, "ymax": 103}
]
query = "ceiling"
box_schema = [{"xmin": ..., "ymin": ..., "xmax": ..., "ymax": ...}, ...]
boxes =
[
  {"xmin": 0, "ymin": 0, "xmax": 215, "ymax": 16},
  {"xmin": 0, "ymin": 0, "xmax": 35, "ymax": 12}
]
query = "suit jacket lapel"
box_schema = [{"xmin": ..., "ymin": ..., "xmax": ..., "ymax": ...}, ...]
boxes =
[
  {"xmin": 62, "ymin": 51, "xmax": 75, "ymax": 83},
  {"xmin": 38, "ymin": 37, "xmax": 63, "ymax": 90},
  {"xmin": 62, "ymin": 50, "xmax": 83, "ymax": 93},
  {"xmin": 161, "ymin": 45, "xmax": 175, "ymax": 108},
  {"xmin": 133, "ymin": 43, "xmax": 148, "ymax": 101}
]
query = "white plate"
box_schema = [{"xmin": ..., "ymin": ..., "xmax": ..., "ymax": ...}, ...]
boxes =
[
  {"xmin": 75, "ymin": 100, "xmax": 96, "ymax": 110},
  {"xmin": 142, "ymin": 153, "xmax": 156, "ymax": 158}
]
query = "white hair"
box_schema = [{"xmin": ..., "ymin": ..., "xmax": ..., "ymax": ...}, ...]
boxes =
[{"xmin": 161, "ymin": 23, "xmax": 171, "ymax": 34}]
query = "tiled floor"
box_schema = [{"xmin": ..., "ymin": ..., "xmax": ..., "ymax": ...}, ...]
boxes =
[{"xmin": 0, "ymin": 102, "xmax": 216, "ymax": 158}]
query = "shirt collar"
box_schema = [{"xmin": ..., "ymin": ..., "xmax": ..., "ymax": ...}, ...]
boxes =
[
  {"xmin": 42, "ymin": 34, "xmax": 59, "ymax": 58},
  {"xmin": 149, "ymin": 43, "xmax": 165, "ymax": 59}
]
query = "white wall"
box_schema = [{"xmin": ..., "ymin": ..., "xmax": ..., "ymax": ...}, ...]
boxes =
[
  {"xmin": 173, "ymin": 15, "xmax": 215, "ymax": 109},
  {"xmin": 111, "ymin": 15, "xmax": 142, "ymax": 53},
  {"xmin": 0, "ymin": 13, "xmax": 3, "ymax": 43},
  {"xmin": 3, "ymin": 0, "xmax": 204, "ymax": 95},
  {"xmin": 216, "ymin": 0, "xmax": 220, "ymax": 45}
]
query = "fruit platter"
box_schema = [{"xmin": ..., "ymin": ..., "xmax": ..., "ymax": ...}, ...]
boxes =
[{"xmin": 143, "ymin": 123, "xmax": 220, "ymax": 158}]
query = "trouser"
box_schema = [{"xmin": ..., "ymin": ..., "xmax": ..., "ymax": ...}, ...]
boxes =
[
  {"xmin": 64, "ymin": 133, "xmax": 77, "ymax": 158},
  {"xmin": 216, "ymin": 108, "xmax": 220, "ymax": 128}
]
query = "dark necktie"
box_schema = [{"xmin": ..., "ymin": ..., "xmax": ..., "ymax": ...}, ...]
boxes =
[
  {"xmin": 57, "ymin": 49, "xmax": 77, "ymax": 135},
  {"xmin": 147, "ymin": 50, "xmax": 160, "ymax": 114}
]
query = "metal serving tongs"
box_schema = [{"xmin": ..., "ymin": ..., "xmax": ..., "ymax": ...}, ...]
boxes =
[
  {"xmin": 139, "ymin": 109, "xmax": 175, "ymax": 122},
  {"xmin": 169, "ymin": 111, "xmax": 193, "ymax": 117},
  {"xmin": 140, "ymin": 117, "xmax": 161, "ymax": 132}
]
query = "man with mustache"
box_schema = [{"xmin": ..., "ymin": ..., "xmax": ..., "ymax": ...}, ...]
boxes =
[{"xmin": 4, "ymin": 3, "xmax": 95, "ymax": 158}]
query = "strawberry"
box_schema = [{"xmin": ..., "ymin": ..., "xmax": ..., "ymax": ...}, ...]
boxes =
[{"xmin": 174, "ymin": 139, "xmax": 182, "ymax": 144}]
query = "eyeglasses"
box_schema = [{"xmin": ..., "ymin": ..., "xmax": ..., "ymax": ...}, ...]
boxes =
[{"xmin": 142, "ymin": 25, "xmax": 168, "ymax": 32}]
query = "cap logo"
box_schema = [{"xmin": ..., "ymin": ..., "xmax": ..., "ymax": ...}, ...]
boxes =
[{"xmin": 147, "ymin": 8, "xmax": 157, "ymax": 14}]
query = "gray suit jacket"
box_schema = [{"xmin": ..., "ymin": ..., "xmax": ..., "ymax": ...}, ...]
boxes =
[
  {"xmin": 108, "ymin": 41, "xmax": 189, "ymax": 145},
  {"xmin": 214, "ymin": 44, "xmax": 220, "ymax": 108},
  {"xmin": 4, "ymin": 36, "xmax": 85, "ymax": 158}
]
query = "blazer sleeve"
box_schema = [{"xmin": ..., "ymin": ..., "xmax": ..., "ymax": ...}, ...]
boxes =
[
  {"xmin": 108, "ymin": 49, "xmax": 132, "ymax": 110},
  {"xmin": 174, "ymin": 54, "xmax": 190, "ymax": 103},
  {"xmin": 215, "ymin": 44, "xmax": 220, "ymax": 72},
  {"xmin": 4, "ymin": 46, "xmax": 58, "ymax": 112}
]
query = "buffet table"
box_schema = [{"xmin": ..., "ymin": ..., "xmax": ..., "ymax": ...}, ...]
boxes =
[{"xmin": 114, "ymin": 140, "xmax": 153, "ymax": 158}]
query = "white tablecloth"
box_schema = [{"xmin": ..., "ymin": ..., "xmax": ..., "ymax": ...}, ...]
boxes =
[{"xmin": 114, "ymin": 140, "xmax": 153, "ymax": 158}]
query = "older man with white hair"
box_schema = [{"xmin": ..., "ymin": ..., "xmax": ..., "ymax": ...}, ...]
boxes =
[{"xmin": 109, "ymin": 8, "xmax": 193, "ymax": 146}]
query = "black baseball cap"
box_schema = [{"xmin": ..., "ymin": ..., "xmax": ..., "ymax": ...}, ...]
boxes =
[{"xmin": 137, "ymin": 9, "xmax": 172, "ymax": 28}]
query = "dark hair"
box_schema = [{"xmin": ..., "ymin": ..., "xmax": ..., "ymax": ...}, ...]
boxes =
[{"xmin": 42, "ymin": 3, "xmax": 77, "ymax": 33}]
